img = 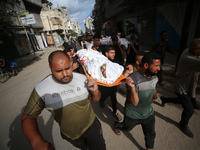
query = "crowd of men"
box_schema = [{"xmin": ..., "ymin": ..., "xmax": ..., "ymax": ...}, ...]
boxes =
[{"xmin": 21, "ymin": 30, "xmax": 200, "ymax": 150}]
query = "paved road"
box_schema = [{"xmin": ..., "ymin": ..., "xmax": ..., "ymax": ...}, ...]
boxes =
[{"xmin": 0, "ymin": 47, "xmax": 199, "ymax": 150}]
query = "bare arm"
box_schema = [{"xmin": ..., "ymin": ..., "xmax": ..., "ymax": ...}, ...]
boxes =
[
  {"xmin": 86, "ymin": 77, "xmax": 101, "ymax": 102},
  {"xmin": 131, "ymin": 44, "xmax": 139, "ymax": 54},
  {"xmin": 21, "ymin": 114, "xmax": 55, "ymax": 150},
  {"xmin": 118, "ymin": 44, "xmax": 125, "ymax": 56},
  {"xmin": 123, "ymin": 65, "xmax": 133, "ymax": 77},
  {"xmin": 152, "ymin": 89, "xmax": 157, "ymax": 102},
  {"xmin": 127, "ymin": 45, "xmax": 131, "ymax": 55},
  {"xmin": 125, "ymin": 77, "xmax": 139, "ymax": 106}
]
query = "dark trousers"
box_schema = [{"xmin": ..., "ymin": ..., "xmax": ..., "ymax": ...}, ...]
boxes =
[
  {"xmin": 61, "ymin": 117, "xmax": 106, "ymax": 150},
  {"xmin": 165, "ymin": 93, "xmax": 194, "ymax": 126},
  {"xmin": 116, "ymin": 114, "xmax": 156, "ymax": 149},
  {"xmin": 99, "ymin": 85, "xmax": 117, "ymax": 114}
]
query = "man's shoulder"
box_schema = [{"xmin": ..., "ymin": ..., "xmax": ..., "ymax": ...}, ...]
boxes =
[
  {"xmin": 130, "ymin": 71, "xmax": 140, "ymax": 77},
  {"xmin": 73, "ymin": 72, "xmax": 87, "ymax": 80},
  {"xmin": 130, "ymin": 71, "xmax": 142, "ymax": 81},
  {"xmin": 35, "ymin": 75, "xmax": 53, "ymax": 88}
]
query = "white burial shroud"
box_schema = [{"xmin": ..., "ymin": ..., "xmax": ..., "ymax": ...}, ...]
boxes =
[{"xmin": 77, "ymin": 49, "xmax": 124, "ymax": 84}]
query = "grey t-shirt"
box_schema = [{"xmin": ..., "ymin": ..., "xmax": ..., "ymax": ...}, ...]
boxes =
[
  {"xmin": 174, "ymin": 49, "xmax": 200, "ymax": 98},
  {"xmin": 125, "ymin": 71, "xmax": 158, "ymax": 119}
]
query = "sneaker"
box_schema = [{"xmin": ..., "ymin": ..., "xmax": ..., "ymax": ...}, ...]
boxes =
[
  {"xmin": 160, "ymin": 96, "xmax": 166, "ymax": 107},
  {"xmin": 179, "ymin": 123, "xmax": 194, "ymax": 138},
  {"xmin": 99, "ymin": 101, "xmax": 105, "ymax": 108}
]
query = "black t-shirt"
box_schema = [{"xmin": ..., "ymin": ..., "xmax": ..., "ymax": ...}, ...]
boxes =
[
  {"xmin": 113, "ymin": 45, "xmax": 124, "ymax": 66},
  {"xmin": 126, "ymin": 44, "xmax": 139, "ymax": 65}
]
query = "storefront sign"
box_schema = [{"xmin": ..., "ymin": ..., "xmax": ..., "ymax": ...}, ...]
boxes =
[{"xmin": 21, "ymin": 14, "xmax": 36, "ymax": 25}]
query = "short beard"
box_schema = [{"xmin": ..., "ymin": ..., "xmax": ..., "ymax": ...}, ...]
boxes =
[
  {"xmin": 146, "ymin": 68, "xmax": 157, "ymax": 76},
  {"xmin": 53, "ymin": 74, "xmax": 71, "ymax": 83}
]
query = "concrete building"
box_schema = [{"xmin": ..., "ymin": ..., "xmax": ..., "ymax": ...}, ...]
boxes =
[
  {"xmin": 40, "ymin": 2, "xmax": 81, "ymax": 45},
  {"xmin": 0, "ymin": 0, "xmax": 45, "ymax": 60},
  {"xmin": 93, "ymin": 0, "xmax": 200, "ymax": 52},
  {"xmin": 71, "ymin": 20, "xmax": 81, "ymax": 35},
  {"xmin": 84, "ymin": 17, "xmax": 94, "ymax": 35}
]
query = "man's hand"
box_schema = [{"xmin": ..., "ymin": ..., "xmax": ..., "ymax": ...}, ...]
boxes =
[
  {"xmin": 86, "ymin": 77, "xmax": 98, "ymax": 92},
  {"xmin": 125, "ymin": 77, "xmax": 135, "ymax": 88},
  {"xmin": 72, "ymin": 62, "xmax": 79, "ymax": 70},
  {"xmin": 125, "ymin": 77, "xmax": 139, "ymax": 106},
  {"xmin": 86, "ymin": 77, "xmax": 101, "ymax": 102},
  {"xmin": 124, "ymin": 65, "xmax": 133, "ymax": 77}
]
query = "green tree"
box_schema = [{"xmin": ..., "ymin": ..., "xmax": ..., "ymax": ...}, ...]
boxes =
[{"xmin": 68, "ymin": 29, "xmax": 78, "ymax": 37}]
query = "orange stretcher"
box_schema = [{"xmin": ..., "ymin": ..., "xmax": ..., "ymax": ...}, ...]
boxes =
[{"xmin": 82, "ymin": 65, "xmax": 126, "ymax": 87}]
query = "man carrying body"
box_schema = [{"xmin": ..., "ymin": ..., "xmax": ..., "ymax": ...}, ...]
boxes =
[
  {"xmin": 126, "ymin": 35, "xmax": 139, "ymax": 65},
  {"xmin": 111, "ymin": 35, "xmax": 125, "ymax": 66},
  {"xmin": 115, "ymin": 52, "xmax": 161, "ymax": 150},
  {"xmin": 63, "ymin": 45, "xmax": 80, "ymax": 72},
  {"xmin": 151, "ymin": 31, "xmax": 175, "ymax": 86},
  {"xmin": 86, "ymin": 34, "xmax": 93, "ymax": 50},
  {"xmin": 92, "ymin": 34, "xmax": 104, "ymax": 54},
  {"xmin": 21, "ymin": 51, "xmax": 106, "ymax": 150},
  {"xmin": 161, "ymin": 38, "xmax": 200, "ymax": 138},
  {"xmin": 98, "ymin": 47, "xmax": 123, "ymax": 121}
]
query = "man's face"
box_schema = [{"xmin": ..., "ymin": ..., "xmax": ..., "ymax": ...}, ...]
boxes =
[
  {"xmin": 93, "ymin": 38, "xmax": 100, "ymax": 47},
  {"xmin": 106, "ymin": 50, "xmax": 115, "ymax": 60},
  {"xmin": 117, "ymin": 32, "xmax": 121, "ymax": 37},
  {"xmin": 195, "ymin": 43, "xmax": 200, "ymax": 56},
  {"xmin": 161, "ymin": 32, "xmax": 167, "ymax": 40},
  {"xmin": 146, "ymin": 59, "xmax": 161, "ymax": 76},
  {"xmin": 50, "ymin": 57, "xmax": 72, "ymax": 83},
  {"xmin": 70, "ymin": 48, "xmax": 74, "ymax": 55},
  {"xmin": 66, "ymin": 51, "xmax": 73, "ymax": 62},
  {"xmin": 87, "ymin": 35, "xmax": 91, "ymax": 41}
]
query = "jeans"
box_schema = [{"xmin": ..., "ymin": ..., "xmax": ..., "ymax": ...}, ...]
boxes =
[
  {"xmin": 61, "ymin": 117, "xmax": 106, "ymax": 150},
  {"xmin": 116, "ymin": 114, "xmax": 156, "ymax": 149}
]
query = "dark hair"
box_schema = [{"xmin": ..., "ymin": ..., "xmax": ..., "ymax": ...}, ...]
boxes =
[
  {"xmin": 111, "ymin": 35, "xmax": 118, "ymax": 41},
  {"xmin": 189, "ymin": 38, "xmax": 200, "ymax": 53},
  {"xmin": 48, "ymin": 50, "xmax": 69, "ymax": 67},
  {"xmin": 64, "ymin": 45, "xmax": 73, "ymax": 52},
  {"xmin": 105, "ymin": 46, "xmax": 115, "ymax": 53},
  {"xmin": 160, "ymin": 30, "xmax": 166, "ymax": 36},
  {"xmin": 93, "ymin": 34, "xmax": 101, "ymax": 39},
  {"xmin": 136, "ymin": 51, "xmax": 146, "ymax": 57},
  {"xmin": 141, "ymin": 52, "xmax": 161, "ymax": 66}
]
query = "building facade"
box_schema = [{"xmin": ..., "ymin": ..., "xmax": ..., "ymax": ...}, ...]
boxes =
[
  {"xmin": 0, "ymin": 0, "xmax": 45, "ymax": 60},
  {"xmin": 84, "ymin": 17, "xmax": 94, "ymax": 35},
  {"xmin": 93, "ymin": 0, "xmax": 200, "ymax": 52}
]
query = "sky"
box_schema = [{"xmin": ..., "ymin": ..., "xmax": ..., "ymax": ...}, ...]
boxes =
[{"xmin": 48, "ymin": 0, "xmax": 95, "ymax": 31}]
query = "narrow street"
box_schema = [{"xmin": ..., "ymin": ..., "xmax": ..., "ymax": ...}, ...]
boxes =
[{"xmin": 0, "ymin": 47, "xmax": 200, "ymax": 150}]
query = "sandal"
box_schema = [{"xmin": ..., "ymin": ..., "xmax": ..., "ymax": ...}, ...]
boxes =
[
  {"xmin": 114, "ymin": 128, "xmax": 121, "ymax": 135},
  {"xmin": 114, "ymin": 113, "xmax": 122, "ymax": 121}
]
